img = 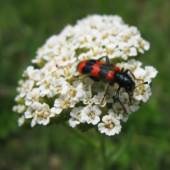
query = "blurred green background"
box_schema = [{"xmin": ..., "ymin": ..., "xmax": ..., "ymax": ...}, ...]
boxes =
[{"xmin": 0, "ymin": 0, "xmax": 170, "ymax": 169}]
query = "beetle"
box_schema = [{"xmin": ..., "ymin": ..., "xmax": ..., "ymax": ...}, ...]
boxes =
[{"xmin": 77, "ymin": 56, "xmax": 147, "ymax": 112}]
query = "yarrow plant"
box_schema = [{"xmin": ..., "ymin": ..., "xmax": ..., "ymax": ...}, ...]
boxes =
[{"xmin": 13, "ymin": 15, "xmax": 158, "ymax": 136}]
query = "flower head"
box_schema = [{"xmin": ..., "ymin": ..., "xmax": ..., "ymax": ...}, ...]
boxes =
[{"xmin": 13, "ymin": 15, "xmax": 158, "ymax": 136}]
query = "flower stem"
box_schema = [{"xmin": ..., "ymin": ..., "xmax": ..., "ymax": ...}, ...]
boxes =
[
  {"xmin": 63, "ymin": 123, "xmax": 98, "ymax": 148},
  {"xmin": 100, "ymin": 135, "xmax": 108, "ymax": 170}
]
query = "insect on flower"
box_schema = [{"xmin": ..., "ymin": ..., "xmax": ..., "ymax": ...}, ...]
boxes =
[{"xmin": 77, "ymin": 56, "xmax": 148, "ymax": 112}]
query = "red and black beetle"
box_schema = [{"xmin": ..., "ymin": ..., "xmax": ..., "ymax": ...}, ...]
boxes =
[{"xmin": 77, "ymin": 56, "xmax": 147, "ymax": 112}]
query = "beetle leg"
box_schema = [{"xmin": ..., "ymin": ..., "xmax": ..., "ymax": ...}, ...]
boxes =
[
  {"xmin": 125, "ymin": 69, "xmax": 143, "ymax": 82},
  {"xmin": 100, "ymin": 83, "xmax": 110, "ymax": 105},
  {"xmin": 113, "ymin": 87, "xmax": 128, "ymax": 114},
  {"xmin": 98, "ymin": 56, "xmax": 110, "ymax": 64},
  {"xmin": 127, "ymin": 91, "xmax": 133, "ymax": 105}
]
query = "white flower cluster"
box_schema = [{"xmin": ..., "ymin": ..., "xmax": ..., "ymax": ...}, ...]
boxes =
[{"xmin": 13, "ymin": 15, "xmax": 158, "ymax": 136}]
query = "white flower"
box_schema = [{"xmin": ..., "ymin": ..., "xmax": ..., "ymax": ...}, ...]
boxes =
[
  {"xmin": 50, "ymin": 107, "xmax": 63, "ymax": 115},
  {"xmin": 69, "ymin": 107, "xmax": 83, "ymax": 127},
  {"xmin": 108, "ymin": 109, "xmax": 123, "ymax": 120},
  {"xmin": 81, "ymin": 105, "xmax": 101, "ymax": 125},
  {"xmin": 91, "ymin": 92, "xmax": 106, "ymax": 106},
  {"xmin": 53, "ymin": 97, "xmax": 69, "ymax": 112},
  {"xmin": 82, "ymin": 78, "xmax": 94, "ymax": 104},
  {"xmin": 71, "ymin": 81, "xmax": 86, "ymax": 102},
  {"xmin": 112, "ymin": 102, "xmax": 125, "ymax": 115},
  {"xmin": 25, "ymin": 88, "xmax": 40, "ymax": 106},
  {"xmin": 15, "ymin": 80, "xmax": 34, "ymax": 99},
  {"xmin": 133, "ymin": 64, "xmax": 158, "ymax": 102},
  {"xmin": 98, "ymin": 114, "xmax": 121, "ymax": 136},
  {"xmin": 23, "ymin": 66, "xmax": 42, "ymax": 81},
  {"xmin": 144, "ymin": 66, "xmax": 158, "ymax": 83},
  {"xmin": 13, "ymin": 105, "xmax": 26, "ymax": 114},
  {"xmin": 24, "ymin": 108, "xmax": 33, "ymax": 119},
  {"xmin": 30, "ymin": 103, "xmax": 54, "ymax": 127},
  {"xmin": 18, "ymin": 116, "xmax": 25, "ymax": 127},
  {"xmin": 38, "ymin": 76, "xmax": 69, "ymax": 97}
]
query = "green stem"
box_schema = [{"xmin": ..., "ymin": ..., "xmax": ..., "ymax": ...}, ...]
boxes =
[
  {"xmin": 100, "ymin": 136, "xmax": 108, "ymax": 170},
  {"xmin": 63, "ymin": 123, "xmax": 98, "ymax": 148}
]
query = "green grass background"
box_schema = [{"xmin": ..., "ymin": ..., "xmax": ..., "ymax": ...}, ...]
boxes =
[{"xmin": 0, "ymin": 0, "xmax": 170, "ymax": 169}]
